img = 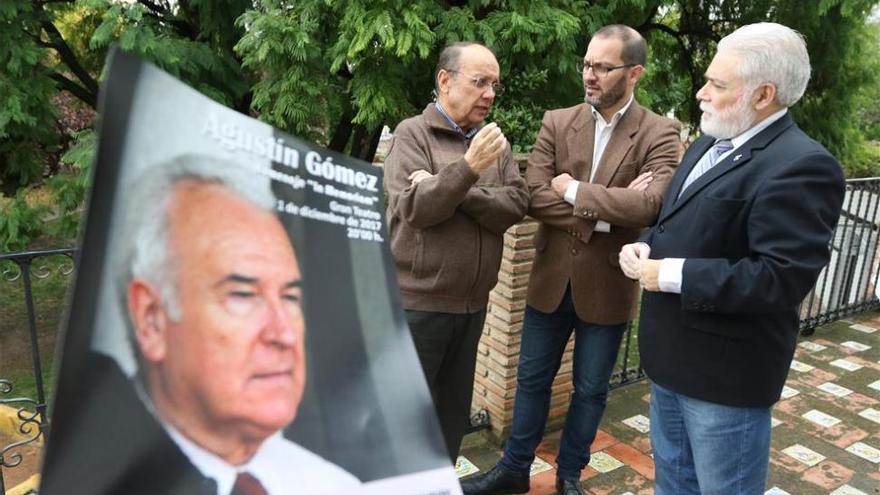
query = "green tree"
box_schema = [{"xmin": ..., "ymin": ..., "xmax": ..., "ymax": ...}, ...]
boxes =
[{"xmin": 2, "ymin": 0, "xmax": 880, "ymax": 248}]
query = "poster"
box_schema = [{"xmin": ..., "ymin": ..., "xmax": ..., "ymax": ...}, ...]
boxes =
[{"xmin": 40, "ymin": 49, "xmax": 460, "ymax": 495}]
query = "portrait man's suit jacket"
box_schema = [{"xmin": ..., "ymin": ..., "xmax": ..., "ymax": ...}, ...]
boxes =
[
  {"xmin": 638, "ymin": 112, "xmax": 846, "ymax": 408},
  {"xmin": 40, "ymin": 352, "xmax": 217, "ymax": 495},
  {"xmin": 526, "ymin": 102, "xmax": 681, "ymax": 324}
]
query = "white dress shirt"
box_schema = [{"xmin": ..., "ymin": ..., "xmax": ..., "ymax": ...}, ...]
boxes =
[
  {"xmin": 165, "ymin": 426, "xmax": 361, "ymax": 495},
  {"xmin": 563, "ymin": 95, "xmax": 635, "ymax": 233},
  {"xmin": 657, "ymin": 108, "xmax": 789, "ymax": 293}
]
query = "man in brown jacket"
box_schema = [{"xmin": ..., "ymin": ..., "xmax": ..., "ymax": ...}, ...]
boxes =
[
  {"xmin": 462, "ymin": 25, "xmax": 680, "ymax": 495},
  {"xmin": 384, "ymin": 42, "xmax": 529, "ymax": 463}
]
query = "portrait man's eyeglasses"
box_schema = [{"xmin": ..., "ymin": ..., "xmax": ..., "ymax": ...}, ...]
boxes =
[
  {"xmin": 576, "ymin": 60, "xmax": 636, "ymax": 77},
  {"xmin": 447, "ymin": 70, "xmax": 505, "ymax": 95}
]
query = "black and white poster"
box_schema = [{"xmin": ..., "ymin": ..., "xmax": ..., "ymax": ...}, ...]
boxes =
[{"xmin": 41, "ymin": 49, "xmax": 460, "ymax": 495}]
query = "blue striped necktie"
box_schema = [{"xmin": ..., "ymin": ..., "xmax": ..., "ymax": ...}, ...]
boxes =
[{"xmin": 679, "ymin": 139, "xmax": 734, "ymax": 197}]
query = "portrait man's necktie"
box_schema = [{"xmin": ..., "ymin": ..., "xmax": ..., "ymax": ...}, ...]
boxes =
[
  {"xmin": 232, "ymin": 472, "xmax": 268, "ymax": 495},
  {"xmin": 679, "ymin": 139, "xmax": 734, "ymax": 197}
]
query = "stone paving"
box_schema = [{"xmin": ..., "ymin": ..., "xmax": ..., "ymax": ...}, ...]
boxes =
[{"xmin": 457, "ymin": 312, "xmax": 880, "ymax": 495}]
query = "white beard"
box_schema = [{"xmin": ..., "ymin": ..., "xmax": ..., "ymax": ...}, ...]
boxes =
[{"xmin": 699, "ymin": 92, "xmax": 756, "ymax": 139}]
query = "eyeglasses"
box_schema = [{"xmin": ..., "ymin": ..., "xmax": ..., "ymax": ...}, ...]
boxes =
[
  {"xmin": 576, "ymin": 60, "xmax": 636, "ymax": 77},
  {"xmin": 447, "ymin": 70, "xmax": 505, "ymax": 95}
]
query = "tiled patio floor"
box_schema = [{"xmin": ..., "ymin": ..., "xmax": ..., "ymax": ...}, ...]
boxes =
[{"xmin": 457, "ymin": 312, "xmax": 880, "ymax": 495}]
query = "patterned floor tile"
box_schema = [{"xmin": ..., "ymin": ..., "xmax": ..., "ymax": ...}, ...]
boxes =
[
  {"xmin": 848, "ymin": 323, "xmax": 877, "ymax": 334},
  {"xmin": 801, "ymin": 460, "xmax": 853, "ymax": 491},
  {"xmin": 781, "ymin": 444, "xmax": 826, "ymax": 467},
  {"xmin": 844, "ymin": 441, "xmax": 880, "ymax": 464}
]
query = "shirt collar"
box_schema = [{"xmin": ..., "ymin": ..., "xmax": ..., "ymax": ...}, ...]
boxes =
[
  {"xmin": 727, "ymin": 108, "xmax": 788, "ymax": 148},
  {"xmin": 164, "ymin": 423, "xmax": 238, "ymax": 495},
  {"xmin": 590, "ymin": 94, "xmax": 634, "ymax": 127},
  {"xmin": 434, "ymin": 101, "xmax": 479, "ymax": 139}
]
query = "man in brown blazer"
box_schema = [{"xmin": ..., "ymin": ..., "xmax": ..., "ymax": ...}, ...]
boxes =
[{"xmin": 462, "ymin": 25, "xmax": 680, "ymax": 495}]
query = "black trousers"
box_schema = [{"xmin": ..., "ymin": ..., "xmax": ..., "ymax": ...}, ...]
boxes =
[{"xmin": 405, "ymin": 309, "xmax": 486, "ymax": 463}]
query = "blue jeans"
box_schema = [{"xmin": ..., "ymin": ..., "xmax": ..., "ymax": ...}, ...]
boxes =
[
  {"xmin": 650, "ymin": 382, "xmax": 771, "ymax": 495},
  {"xmin": 500, "ymin": 288, "xmax": 625, "ymax": 481}
]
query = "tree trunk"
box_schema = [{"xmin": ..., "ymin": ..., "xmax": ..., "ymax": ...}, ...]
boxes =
[{"xmin": 349, "ymin": 124, "xmax": 382, "ymax": 163}]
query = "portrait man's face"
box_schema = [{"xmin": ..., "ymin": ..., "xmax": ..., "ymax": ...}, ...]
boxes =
[{"xmin": 130, "ymin": 180, "xmax": 305, "ymax": 457}]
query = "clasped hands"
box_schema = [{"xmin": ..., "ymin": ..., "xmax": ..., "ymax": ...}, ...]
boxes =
[
  {"xmin": 409, "ymin": 123, "xmax": 508, "ymax": 186},
  {"xmin": 619, "ymin": 242, "xmax": 661, "ymax": 291}
]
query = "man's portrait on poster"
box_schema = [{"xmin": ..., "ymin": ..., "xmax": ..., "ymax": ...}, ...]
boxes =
[{"xmin": 109, "ymin": 154, "xmax": 360, "ymax": 495}]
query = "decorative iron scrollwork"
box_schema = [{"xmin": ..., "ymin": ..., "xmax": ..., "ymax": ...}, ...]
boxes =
[{"xmin": 0, "ymin": 379, "xmax": 44, "ymax": 469}]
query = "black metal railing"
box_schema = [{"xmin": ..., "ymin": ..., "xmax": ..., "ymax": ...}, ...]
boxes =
[
  {"xmin": 0, "ymin": 248, "xmax": 76, "ymax": 494},
  {"xmin": 800, "ymin": 178, "xmax": 880, "ymax": 333}
]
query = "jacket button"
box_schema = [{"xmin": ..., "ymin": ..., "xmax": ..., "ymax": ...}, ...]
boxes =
[
  {"xmin": 657, "ymin": 225, "xmax": 665, "ymax": 233},
  {"xmin": 571, "ymin": 248, "xmax": 578, "ymax": 255}
]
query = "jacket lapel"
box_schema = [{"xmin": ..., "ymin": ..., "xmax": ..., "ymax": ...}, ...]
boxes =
[
  {"xmin": 659, "ymin": 136, "xmax": 713, "ymax": 219},
  {"xmin": 593, "ymin": 103, "xmax": 641, "ymax": 186},
  {"xmin": 566, "ymin": 104, "xmax": 594, "ymax": 181},
  {"xmin": 659, "ymin": 113, "xmax": 796, "ymax": 222}
]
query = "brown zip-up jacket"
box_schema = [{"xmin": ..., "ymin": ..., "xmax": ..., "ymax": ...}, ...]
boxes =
[{"xmin": 384, "ymin": 104, "xmax": 529, "ymax": 313}]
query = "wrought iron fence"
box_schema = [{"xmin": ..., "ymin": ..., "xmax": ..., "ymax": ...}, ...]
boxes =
[
  {"xmin": 2, "ymin": 181, "xmax": 880, "ymax": 487},
  {"xmin": 0, "ymin": 248, "xmax": 76, "ymax": 494}
]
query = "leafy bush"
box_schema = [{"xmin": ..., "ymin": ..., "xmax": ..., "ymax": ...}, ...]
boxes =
[{"xmin": 0, "ymin": 190, "xmax": 47, "ymax": 252}]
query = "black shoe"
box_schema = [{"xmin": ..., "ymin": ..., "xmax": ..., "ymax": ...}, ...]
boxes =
[
  {"xmin": 555, "ymin": 478, "xmax": 585, "ymax": 495},
  {"xmin": 460, "ymin": 465, "xmax": 529, "ymax": 495}
]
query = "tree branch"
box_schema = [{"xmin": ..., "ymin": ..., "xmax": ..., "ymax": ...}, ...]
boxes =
[
  {"xmin": 39, "ymin": 19, "xmax": 99, "ymax": 101},
  {"xmin": 50, "ymin": 73, "xmax": 97, "ymax": 108},
  {"xmin": 136, "ymin": 0, "xmax": 199, "ymax": 40}
]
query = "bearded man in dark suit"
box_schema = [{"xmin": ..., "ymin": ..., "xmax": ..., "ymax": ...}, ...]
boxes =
[{"xmin": 620, "ymin": 22, "xmax": 845, "ymax": 495}]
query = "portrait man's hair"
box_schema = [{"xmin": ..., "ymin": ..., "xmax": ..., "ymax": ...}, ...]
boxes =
[{"xmin": 117, "ymin": 154, "xmax": 276, "ymax": 363}]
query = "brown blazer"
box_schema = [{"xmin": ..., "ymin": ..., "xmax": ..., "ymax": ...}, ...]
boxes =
[{"xmin": 526, "ymin": 102, "xmax": 681, "ymax": 324}]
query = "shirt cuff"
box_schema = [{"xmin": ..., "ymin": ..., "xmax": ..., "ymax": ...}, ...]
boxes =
[
  {"xmin": 594, "ymin": 220, "xmax": 611, "ymax": 233},
  {"xmin": 658, "ymin": 258, "xmax": 685, "ymax": 293},
  {"xmin": 564, "ymin": 180, "xmax": 579, "ymax": 205}
]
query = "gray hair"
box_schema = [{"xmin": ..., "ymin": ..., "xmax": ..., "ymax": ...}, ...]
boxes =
[
  {"xmin": 119, "ymin": 154, "xmax": 275, "ymax": 324},
  {"xmin": 717, "ymin": 22, "xmax": 811, "ymax": 107}
]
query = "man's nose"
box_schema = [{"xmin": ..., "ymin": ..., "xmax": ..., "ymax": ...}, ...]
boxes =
[
  {"xmin": 584, "ymin": 70, "xmax": 598, "ymax": 83},
  {"xmin": 696, "ymin": 83, "xmax": 709, "ymax": 101},
  {"xmin": 262, "ymin": 299, "xmax": 299, "ymax": 347}
]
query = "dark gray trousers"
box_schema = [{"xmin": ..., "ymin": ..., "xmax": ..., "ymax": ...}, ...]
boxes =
[{"xmin": 405, "ymin": 309, "xmax": 487, "ymax": 463}]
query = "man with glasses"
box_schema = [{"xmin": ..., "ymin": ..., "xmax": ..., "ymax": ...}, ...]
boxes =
[
  {"xmin": 462, "ymin": 25, "xmax": 680, "ymax": 495},
  {"xmin": 384, "ymin": 42, "xmax": 528, "ymax": 465}
]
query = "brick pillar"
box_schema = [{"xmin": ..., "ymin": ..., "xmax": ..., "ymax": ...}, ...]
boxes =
[{"xmin": 473, "ymin": 215, "xmax": 576, "ymax": 442}]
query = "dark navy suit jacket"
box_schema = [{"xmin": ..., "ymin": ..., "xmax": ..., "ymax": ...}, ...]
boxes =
[
  {"xmin": 40, "ymin": 352, "xmax": 216, "ymax": 495},
  {"xmin": 638, "ymin": 112, "xmax": 845, "ymax": 407}
]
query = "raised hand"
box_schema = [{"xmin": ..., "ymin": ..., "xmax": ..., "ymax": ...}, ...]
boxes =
[{"xmin": 464, "ymin": 122, "xmax": 508, "ymax": 174}]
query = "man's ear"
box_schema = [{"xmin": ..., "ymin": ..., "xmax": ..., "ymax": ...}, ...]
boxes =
[
  {"xmin": 628, "ymin": 65, "xmax": 644, "ymax": 85},
  {"xmin": 753, "ymin": 82, "xmax": 777, "ymax": 110},
  {"xmin": 128, "ymin": 279, "xmax": 169, "ymax": 363},
  {"xmin": 437, "ymin": 69, "xmax": 452, "ymax": 95}
]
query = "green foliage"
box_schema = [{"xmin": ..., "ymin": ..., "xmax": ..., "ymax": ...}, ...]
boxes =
[
  {"xmin": 47, "ymin": 130, "xmax": 95, "ymax": 241},
  {"xmin": 0, "ymin": 1, "xmax": 59, "ymax": 196},
  {"xmin": 0, "ymin": 190, "xmax": 47, "ymax": 252},
  {"xmin": 490, "ymin": 68, "xmax": 552, "ymax": 154},
  {"xmin": 3, "ymin": 0, "xmax": 880, "ymax": 250}
]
